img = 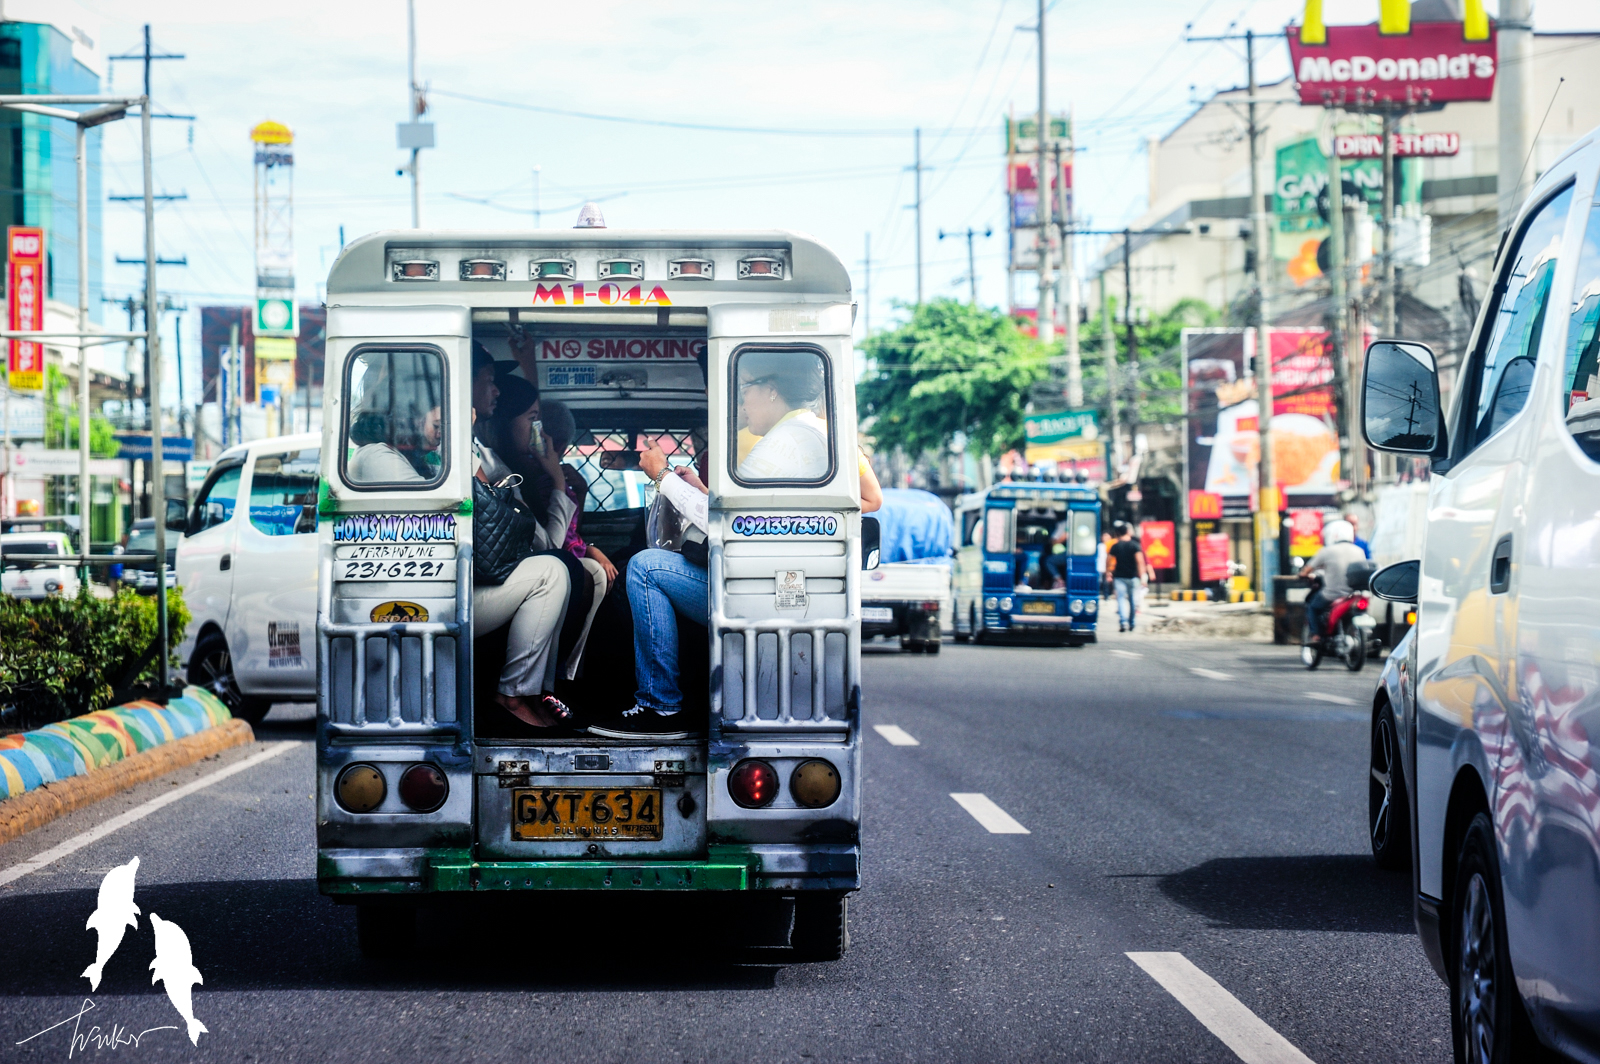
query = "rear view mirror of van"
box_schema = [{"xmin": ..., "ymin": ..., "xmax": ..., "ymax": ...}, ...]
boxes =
[
  {"xmin": 1369, "ymin": 559, "xmax": 1420, "ymax": 603},
  {"xmin": 1363, "ymin": 341, "xmax": 1446, "ymax": 455},
  {"xmin": 600, "ymin": 450, "xmax": 641, "ymax": 471},
  {"xmin": 862, "ymin": 515, "xmax": 881, "ymax": 570}
]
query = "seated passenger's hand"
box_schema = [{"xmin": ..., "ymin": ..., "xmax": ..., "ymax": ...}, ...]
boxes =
[
  {"xmin": 640, "ymin": 439, "xmax": 668, "ymax": 480},
  {"xmin": 674, "ymin": 465, "xmax": 707, "ymax": 494}
]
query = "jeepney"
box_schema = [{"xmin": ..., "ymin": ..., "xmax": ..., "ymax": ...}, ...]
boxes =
[
  {"xmin": 951, "ymin": 482, "xmax": 1100, "ymax": 645},
  {"xmin": 314, "ymin": 226, "xmax": 869, "ymax": 960}
]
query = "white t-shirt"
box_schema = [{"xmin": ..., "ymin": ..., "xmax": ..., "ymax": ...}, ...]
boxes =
[
  {"xmin": 737, "ymin": 410, "xmax": 828, "ymax": 481},
  {"xmin": 350, "ymin": 443, "xmax": 426, "ymax": 484}
]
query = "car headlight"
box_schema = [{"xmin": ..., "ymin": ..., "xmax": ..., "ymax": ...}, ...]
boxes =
[
  {"xmin": 1000, "ymin": 596, "xmax": 1013, "ymax": 611},
  {"xmin": 1070, "ymin": 598, "xmax": 1083, "ymax": 613},
  {"xmin": 984, "ymin": 597, "xmax": 999, "ymax": 610}
]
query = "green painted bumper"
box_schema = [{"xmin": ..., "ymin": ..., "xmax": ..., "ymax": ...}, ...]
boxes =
[{"xmin": 318, "ymin": 849, "xmax": 752, "ymax": 894}]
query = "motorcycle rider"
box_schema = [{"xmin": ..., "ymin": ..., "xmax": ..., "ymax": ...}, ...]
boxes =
[{"xmin": 1303, "ymin": 519, "xmax": 1367, "ymax": 644}]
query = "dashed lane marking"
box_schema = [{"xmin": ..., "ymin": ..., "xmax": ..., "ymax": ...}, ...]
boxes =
[
  {"xmin": 950, "ymin": 793, "xmax": 1029, "ymax": 834},
  {"xmin": 1305, "ymin": 692, "xmax": 1359, "ymax": 706},
  {"xmin": 0, "ymin": 742, "xmax": 297, "ymax": 888},
  {"xmin": 872, "ymin": 724, "xmax": 920, "ymax": 746},
  {"xmin": 1190, "ymin": 668, "xmax": 1235, "ymax": 681},
  {"xmin": 1127, "ymin": 952, "xmax": 1316, "ymax": 1064},
  {"xmin": 1110, "ymin": 649, "xmax": 1143, "ymax": 659}
]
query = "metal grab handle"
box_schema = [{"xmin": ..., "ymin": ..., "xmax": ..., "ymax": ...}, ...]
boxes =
[{"xmin": 1489, "ymin": 534, "xmax": 1512, "ymax": 595}]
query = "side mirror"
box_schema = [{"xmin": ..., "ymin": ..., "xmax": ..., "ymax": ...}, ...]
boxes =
[
  {"xmin": 164, "ymin": 497, "xmax": 189, "ymax": 533},
  {"xmin": 1369, "ymin": 559, "xmax": 1420, "ymax": 603},
  {"xmin": 862, "ymin": 515, "xmax": 881, "ymax": 571},
  {"xmin": 1362, "ymin": 340, "xmax": 1446, "ymax": 455}
]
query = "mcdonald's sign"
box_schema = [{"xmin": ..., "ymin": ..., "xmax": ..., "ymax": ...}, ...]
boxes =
[{"xmin": 1287, "ymin": 0, "xmax": 1496, "ymax": 107}]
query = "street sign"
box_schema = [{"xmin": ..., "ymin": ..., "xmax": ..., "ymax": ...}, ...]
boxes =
[
  {"xmin": 1335, "ymin": 131, "xmax": 1459, "ymax": 158},
  {"xmin": 1024, "ymin": 409, "xmax": 1105, "ymax": 480},
  {"xmin": 0, "ymin": 395, "xmax": 45, "ymax": 438},
  {"xmin": 8, "ymin": 448, "xmax": 83, "ymax": 476},
  {"xmin": 112, "ymin": 434, "xmax": 195, "ymax": 463},
  {"xmin": 7, "ymin": 225, "xmax": 45, "ymax": 393},
  {"xmin": 255, "ymin": 296, "xmax": 299, "ymax": 337},
  {"xmin": 254, "ymin": 336, "xmax": 297, "ymax": 361}
]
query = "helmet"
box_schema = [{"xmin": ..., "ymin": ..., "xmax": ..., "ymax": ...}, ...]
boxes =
[{"xmin": 1322, "ymin": 519, "xmax": 1354, "ymax": 545}]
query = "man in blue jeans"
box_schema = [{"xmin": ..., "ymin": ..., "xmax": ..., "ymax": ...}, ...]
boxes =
[
  {"xmin": 1106, "ymin": 522, "xmax": 1152, "ymax": 632},
  {"xmin": 588, "ymin": 440, "xmax": 709, "ymax": 740}
]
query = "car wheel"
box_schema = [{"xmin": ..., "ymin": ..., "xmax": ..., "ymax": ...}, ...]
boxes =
[
  {"xmin": 356, "ymin": 898, "xmax": 416, "ymax": 960},
  {"xmin": 790, "ymin": 891, "xmax": 849, "ymax": 961},
  {"xmin": 1369, "ymin": 705, "xmax": 1410, "ymax": 870},
  {"xmin": 924, "ymin": 639, "xmax": 941, "ymax": 655},
  {"xmin": 189, "ymin": 631, "xmax": 272, "ymax": 725},
  {"xmin": 1451, "ymin": 813, "xmax": 1541, "ymax": 1064}
]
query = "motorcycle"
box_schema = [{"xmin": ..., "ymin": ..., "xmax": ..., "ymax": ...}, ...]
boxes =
[{"xmin": 1300, "ymin": 567, "xmax": 1380, "ymax": 672}]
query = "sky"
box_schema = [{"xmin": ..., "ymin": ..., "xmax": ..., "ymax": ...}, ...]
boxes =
[{"xmin": 72, "ymin": 0, "xmax": 1600, "ymax": 404}]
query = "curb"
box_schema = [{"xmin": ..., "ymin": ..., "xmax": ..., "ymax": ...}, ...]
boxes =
[{"xmin": 0, "ymin": 718, "xmax": 255, "ymax": 845}]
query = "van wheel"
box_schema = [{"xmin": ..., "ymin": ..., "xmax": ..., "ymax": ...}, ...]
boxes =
[
  {"xmin": 954, "ymin": 605, "xmax": 971, "ymax": 644},
  {"xmin": 790, "ymin": 892, "xmax": 849, "ymax": 961},
  {"xmin": 1369, "ymin": 705, "xmax": 1410, "ymax": 870},
  {"xmin": 971, "ymin": 606, "xmax": 987, "ymax": 645},
  {"xmin": 190, "ymin": 632, "xmax": 271, "ymax": 726},
  {"xmin": 356, "ymin": 899, "xmax": 416, "ymax": 960},
  {"xmin": 923, "ymin": 639, "xmax": 941, "ymax": 655},
  {"xmin": 1451, "ymin": 813, "xmax": 1541, "ymax": 1063}
]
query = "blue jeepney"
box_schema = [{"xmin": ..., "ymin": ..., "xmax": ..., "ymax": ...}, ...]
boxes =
[{"xmin": 951, "ymin": 483, "xmax": 1100, "ymax": 645}]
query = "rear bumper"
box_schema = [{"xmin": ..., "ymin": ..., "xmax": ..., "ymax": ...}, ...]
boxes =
[{"xmin": 318, "ymin": 844, "xmax": 859, "ymax": 895}]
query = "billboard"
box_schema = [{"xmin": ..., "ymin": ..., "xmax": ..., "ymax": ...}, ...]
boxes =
[
  {"xmin": 1024, "ymin": 409, "xmax": 1104, "ymax": 481},
  {"xmin": 1182, "ymin": 328, "xmax": 1340, "ymax": 520},
  {"xmin": 7, "ymin": 226, "xmax": 45, "ymax": 393},
  {"xmin": 1286, "ymin": 21, "xmax": 1497, "ymax": 107},
  {"xmin": 1275, "ymin": 135, "xmax": 1420, "ymax": 283}
]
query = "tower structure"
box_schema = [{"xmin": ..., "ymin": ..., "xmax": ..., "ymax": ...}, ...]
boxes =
[{"xmin": 250, "ymin": 120, "xmax": 297, "ymax": 435}]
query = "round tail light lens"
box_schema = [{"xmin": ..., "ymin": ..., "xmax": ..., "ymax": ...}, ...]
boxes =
[
  {"xmin": 789, "ymin": 759, "xmax": 841, "ymax": 809},
  {"xmin": 728, "ymin": 759, "xmax": 778, "ymax": 808},
  {"xmin": 335, "ymin": 764, "xmax": 386, "ymax": 813},
  {"xmin": 398, "ymin": 763, "xmax": 449, "ymax": 812}
]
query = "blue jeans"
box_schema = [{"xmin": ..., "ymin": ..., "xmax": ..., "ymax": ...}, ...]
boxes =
[
  {"xmin": 1043, "ymin": 552, "xmax": 1069, "ymax": 585},
  {"xmin": 1114, "ymin": 577, "xmax": 1139, "ymax": 628},
  {"xmin": 627, "ymin": 548, "xmax": 709, "ymax": 713}
]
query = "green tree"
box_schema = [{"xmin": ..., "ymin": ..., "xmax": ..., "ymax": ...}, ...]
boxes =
[
  {"xmin": 1065, "ymin": 296, "xmax": 1219, "ymax": 428},
  {"xmin": 858, "ymin": 299, "xmax": 1047, "ymax": 458},
  {"xmin": 42, "ymin": 364, "xmax": 120, "ymax": 457}
]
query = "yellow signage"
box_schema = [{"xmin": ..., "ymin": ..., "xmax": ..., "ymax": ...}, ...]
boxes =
[
  {"xmin": 370, "ymin": 601, "xmax": 428, "ymax": 624},
  {"xmin": 254, "ymin": 337, "xmax": 297, "ymax": 361},
  {"xmin": 250, "ymin": 120, "xmax": 293, "ymax": 145}
]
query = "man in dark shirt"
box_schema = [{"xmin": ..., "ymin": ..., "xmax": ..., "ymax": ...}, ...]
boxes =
[{"xmin": 1106, "ymin": 523, "xmax": 1153, "ymax": 632}]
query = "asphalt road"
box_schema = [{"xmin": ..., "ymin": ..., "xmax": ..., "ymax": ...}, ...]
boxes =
[{"xmin": 0, "ymin": 634, "xmax": 1449, "ymax": 1063}]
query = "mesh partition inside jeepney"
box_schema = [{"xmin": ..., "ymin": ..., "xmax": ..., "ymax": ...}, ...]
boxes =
[{"xmin": 566, "ymin": 427, "xmax": 703, "ymax": 512}]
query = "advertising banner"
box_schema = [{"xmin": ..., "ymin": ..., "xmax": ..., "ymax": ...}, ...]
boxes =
[
  {"xmin": 1140, "ymin": 521, "xmax": 1176, "ymax": 571},
  {"xmin": 1183, "ymin": 328, "xmax": 1340, "ymax": 521},
  {"xmin": 1024, "ymin": 409, "xmax": 1105, "ymax": 481},
  {"xmin": 1197, "ymin": 532, "xmax": 1232, "ymax": 583},
  {"xmin": 1286, "ymin": 21, "xmax": 1497, "ymax": 107},
  {"xmin": 1275, "ymin": 136, "xmax": 1420, "ymax": 280},
  {"xmin": 7, "ymin": 226, "xmax": 45, "ymax": 393},
  {"xmin": 1288, "ymin": 508, "xmax": 1326, "ymax": 557}
]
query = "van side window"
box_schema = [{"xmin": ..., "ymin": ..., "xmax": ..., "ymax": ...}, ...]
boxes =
[
  {"xmin": 961, "ymin": 509, "xmax": 981, "ymax": 548},
  {"xmin": 193, "ymin": 466, "xmax": 242, "ymax": 533},
  {"xmin": 1465, "ymin": 185, "xmax": 1573, "ymax": 452},
  {"xmin": 1562, "ymin": 188, "xmax": 1600, "ymax": 462},
  {"xmin": 343, "ymin": 347, "xmax": 446, "ymax": 489},
  {"xmin": 250, "ymin": 449, "xmax": 320, "ymax": 536},
  {"xmin": 983, "ymin": 508, "xmax": 1012, "ymax": 554}
]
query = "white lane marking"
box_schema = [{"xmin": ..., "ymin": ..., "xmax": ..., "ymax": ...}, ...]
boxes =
[
  {"xmin": 1127, "ymin": 952, "xmax": 1316, "ymax": 1064},
  {"xmin": 1305, "ymin": 692, "xmax": 1358, "ymax": 706},
  {"xmin": 1190, "ymin": 668, "xmax": 1234, "ymax": 681},
  {"xmin": 0, "ymin": 742, "xmax": 296, "ymax": 888},
  {"xmin": 1110, "ymin": 649, "xmax": 1143, "ymax": 659},
  {"xmin": 950, "ymin": 793, "xmax": 1029, "ymax": 834},
  {"xmin": 872, "ymin": 724, "xmax": 920, "ymax": 747}
]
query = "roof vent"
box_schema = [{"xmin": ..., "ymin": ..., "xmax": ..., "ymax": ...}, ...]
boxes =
[{"xmin": 574, "ymin": 202, "xmax": 606, "ymax": 229}]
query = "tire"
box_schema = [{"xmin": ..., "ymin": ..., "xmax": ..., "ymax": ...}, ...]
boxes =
[
  {"xmin": 356, "ymin": 898, "xmax": 416, "ymax": 960},
  {"xmin": 1369, "ymin": 705, "xmax": 1410, "ymax": 870},
  {"xmin": 1343, "ymin": 618, "xmax": 1367, "ymax": 672},
  {"xmin": 790, "ymin": 892, "xmax": 849, "ymax": 961},
  {"xmin": 189, "ymin": 631, "xmax": 272, "ymax": 725},
  {"xmin": 971, "ymin": 605, "xmax": 986, "ymax": 645},
  {"xmin": 924, "ymin": 639, "xmax": 941, "ymax": 655},
  {"xmin": 1451, "ymin": 813, "xmax": 1542, "ymax": 1064},
  {"xmin": 1301, "ymin": 640, "xmax": 1322, "ymax": 670}
]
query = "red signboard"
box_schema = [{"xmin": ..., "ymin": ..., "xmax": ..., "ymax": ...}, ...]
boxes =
[
  {"xmin": 1140, "ymin": 521, "xmax": 1176, "ymax": 571},
  {"xmin": 1288, "ymin": 509, "xmax": 1326, "ymax": 558},
  {"xmin": 1335, "ymin": 131, "xmax": 1459, "ymax": 158},
  {"xmin": 1188, "ymin": 490, "xmax": 1224, "ymax": 520},
  {"xmin": 1286, "ymin": 21, "xmax": 1497, "ymax": 107},
  {"xmin": 1197, "ymin": 533, "xmax": 1232, "ymax": 583},
  {"xmin": 7, "ymin": 226, "xmax": 45, "ymax": 392}
]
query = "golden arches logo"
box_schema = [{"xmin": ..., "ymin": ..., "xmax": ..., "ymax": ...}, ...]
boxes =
[{"xmin": 1299, "ymin": 0, "xmax": 1489, "ymax": 44}]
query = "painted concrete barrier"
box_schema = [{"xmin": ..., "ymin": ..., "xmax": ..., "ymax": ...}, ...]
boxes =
[{"xmin": 0, "ymin": 688, "xmax": 233, "ymax": 801}]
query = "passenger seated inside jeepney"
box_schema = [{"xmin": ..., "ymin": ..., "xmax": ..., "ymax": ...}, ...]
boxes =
[{"xmin": 346, "ymin": 349, "xmax": 445, "ymax": 484}]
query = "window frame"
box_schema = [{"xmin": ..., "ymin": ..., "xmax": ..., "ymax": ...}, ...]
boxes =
[
  {"xmin": 1452, "ymin": 179, "xmax": 1576, "ymax": 460},
  {"xmin": 248, "ymin": 448, "xmax": 321, "ymax": 537},
  {"xmin": 339, "ymin": 343, "xmax": 451, "ymax": 493},
  {"xmin": 726, "ymin": 342, "xmax": 837, "ymax": 489},
  {"xmin": 188, "ymin": 457, "xmax": 244, "ymax": 535}
]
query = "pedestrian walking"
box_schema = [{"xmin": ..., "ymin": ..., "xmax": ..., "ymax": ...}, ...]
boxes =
[{"xmin": 1107, "ymin": 522, "xmax": 1154, "ymax": 632}]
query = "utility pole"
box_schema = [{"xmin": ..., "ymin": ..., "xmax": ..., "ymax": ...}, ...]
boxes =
[
  {"xmin": 910, "ymin": 129, "xmax": 926, "ymax": 304},
  {"xmin": 1035, "ymin": 0, "xmax": 1054, "ymax": 345},
  {"xmin": 408, "ymin": 0, "xmax": 423, "ymax": 228},
  {"xmin": 861, "ymin": 233, "xmax": 872, "ymax": 337},
  {"xmin": 1381, "ymin": 109, "xmax": 1397, "ymax": 338},
  {"xmin": 1497, "ymin": 0, "xmax": 1535, "ymax": 228},
  {"xmin": 1326, "ymin": 114, "xmax": 1353, "ymax": 497},
  {"xmin": 1122, "ymin": 228, "xmax": 1138, "ymax": 434},
  {"xmin": 533, "ymin": 165, "xmax": 542, "ymax": 227},
  {"xmin": 1057, "ymin": 133, "xmax": 1081, "ymax": 407},
  {"xmin": 1100, "ymin": 271, "xmax": 1123, "ymax": 472},
  {"xmin": 939, "ymin": 228, "xmax": 991, "ymax": 305}
]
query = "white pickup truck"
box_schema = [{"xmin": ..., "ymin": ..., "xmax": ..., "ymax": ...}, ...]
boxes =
[
  {"xmin": 175, "ymin": 432, "xmax": 320, "ymax": 724},
  {"xmin": 859, "ymin": 489, "xmax": 955, "ymax": 653}
]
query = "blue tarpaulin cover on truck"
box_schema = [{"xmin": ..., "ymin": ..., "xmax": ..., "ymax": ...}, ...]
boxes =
[{"xmin": 875, "ymin": 489, "xmax": 954, "ymax": 564}]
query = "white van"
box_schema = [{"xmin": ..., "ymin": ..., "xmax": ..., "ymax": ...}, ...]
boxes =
[
  {"xmin": 176, "ymin": 432, "xmax": 320, "ymax": 723},
  {"xmin": 1362, "ymin": 124, "xmax": 1600, "ymax": 1061}
]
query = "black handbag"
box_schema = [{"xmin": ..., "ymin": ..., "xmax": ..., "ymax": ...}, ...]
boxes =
[{"xmin": 472, "ymin": 474, "xmax": 538, "ymax": 586}]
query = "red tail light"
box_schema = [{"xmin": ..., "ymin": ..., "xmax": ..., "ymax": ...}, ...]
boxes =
[
  {"xmin": 1356, "ymin": 596, "xmax": 1369, "ymax": 611},
  {"xmin": 398, "ymin": 763, "xmax": 448, "ymax": 812},
  {"xmin": 728, "ymin": 760, "xmax": 778, "ymax": 808}
]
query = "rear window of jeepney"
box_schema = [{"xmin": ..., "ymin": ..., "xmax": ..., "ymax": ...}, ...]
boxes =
[
  {"xmin": 340, "ymin": 345, "xmax": 449, "ymax": 491},
  {"xmin": 729, "ymin": 343, "xmax": 836, "ymax": 489}
]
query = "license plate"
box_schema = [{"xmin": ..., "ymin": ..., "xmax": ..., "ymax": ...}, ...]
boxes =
[
  {"xmin": 511, "ymin": 787, "xmax": 663, "ymax": 841},
  {"xmin": 336, "ymin": 558, "xmax": 452, "ymax": 581},
  {"xmin": 861, "ymin": 607, "xmax": 894, "ymax": 622},
  {"xmin": 1021, "ymin": 600, "xmax": 1055, "ymax": 614}
]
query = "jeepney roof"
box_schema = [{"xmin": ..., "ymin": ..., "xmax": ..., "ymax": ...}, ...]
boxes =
[
  {"xmin": 962, "ymin": 483, "xmax": 1100, "ymax": 506},
  {"xmin": 326, "ymin": 228, "xmax": 851, "ymax": 304}
]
